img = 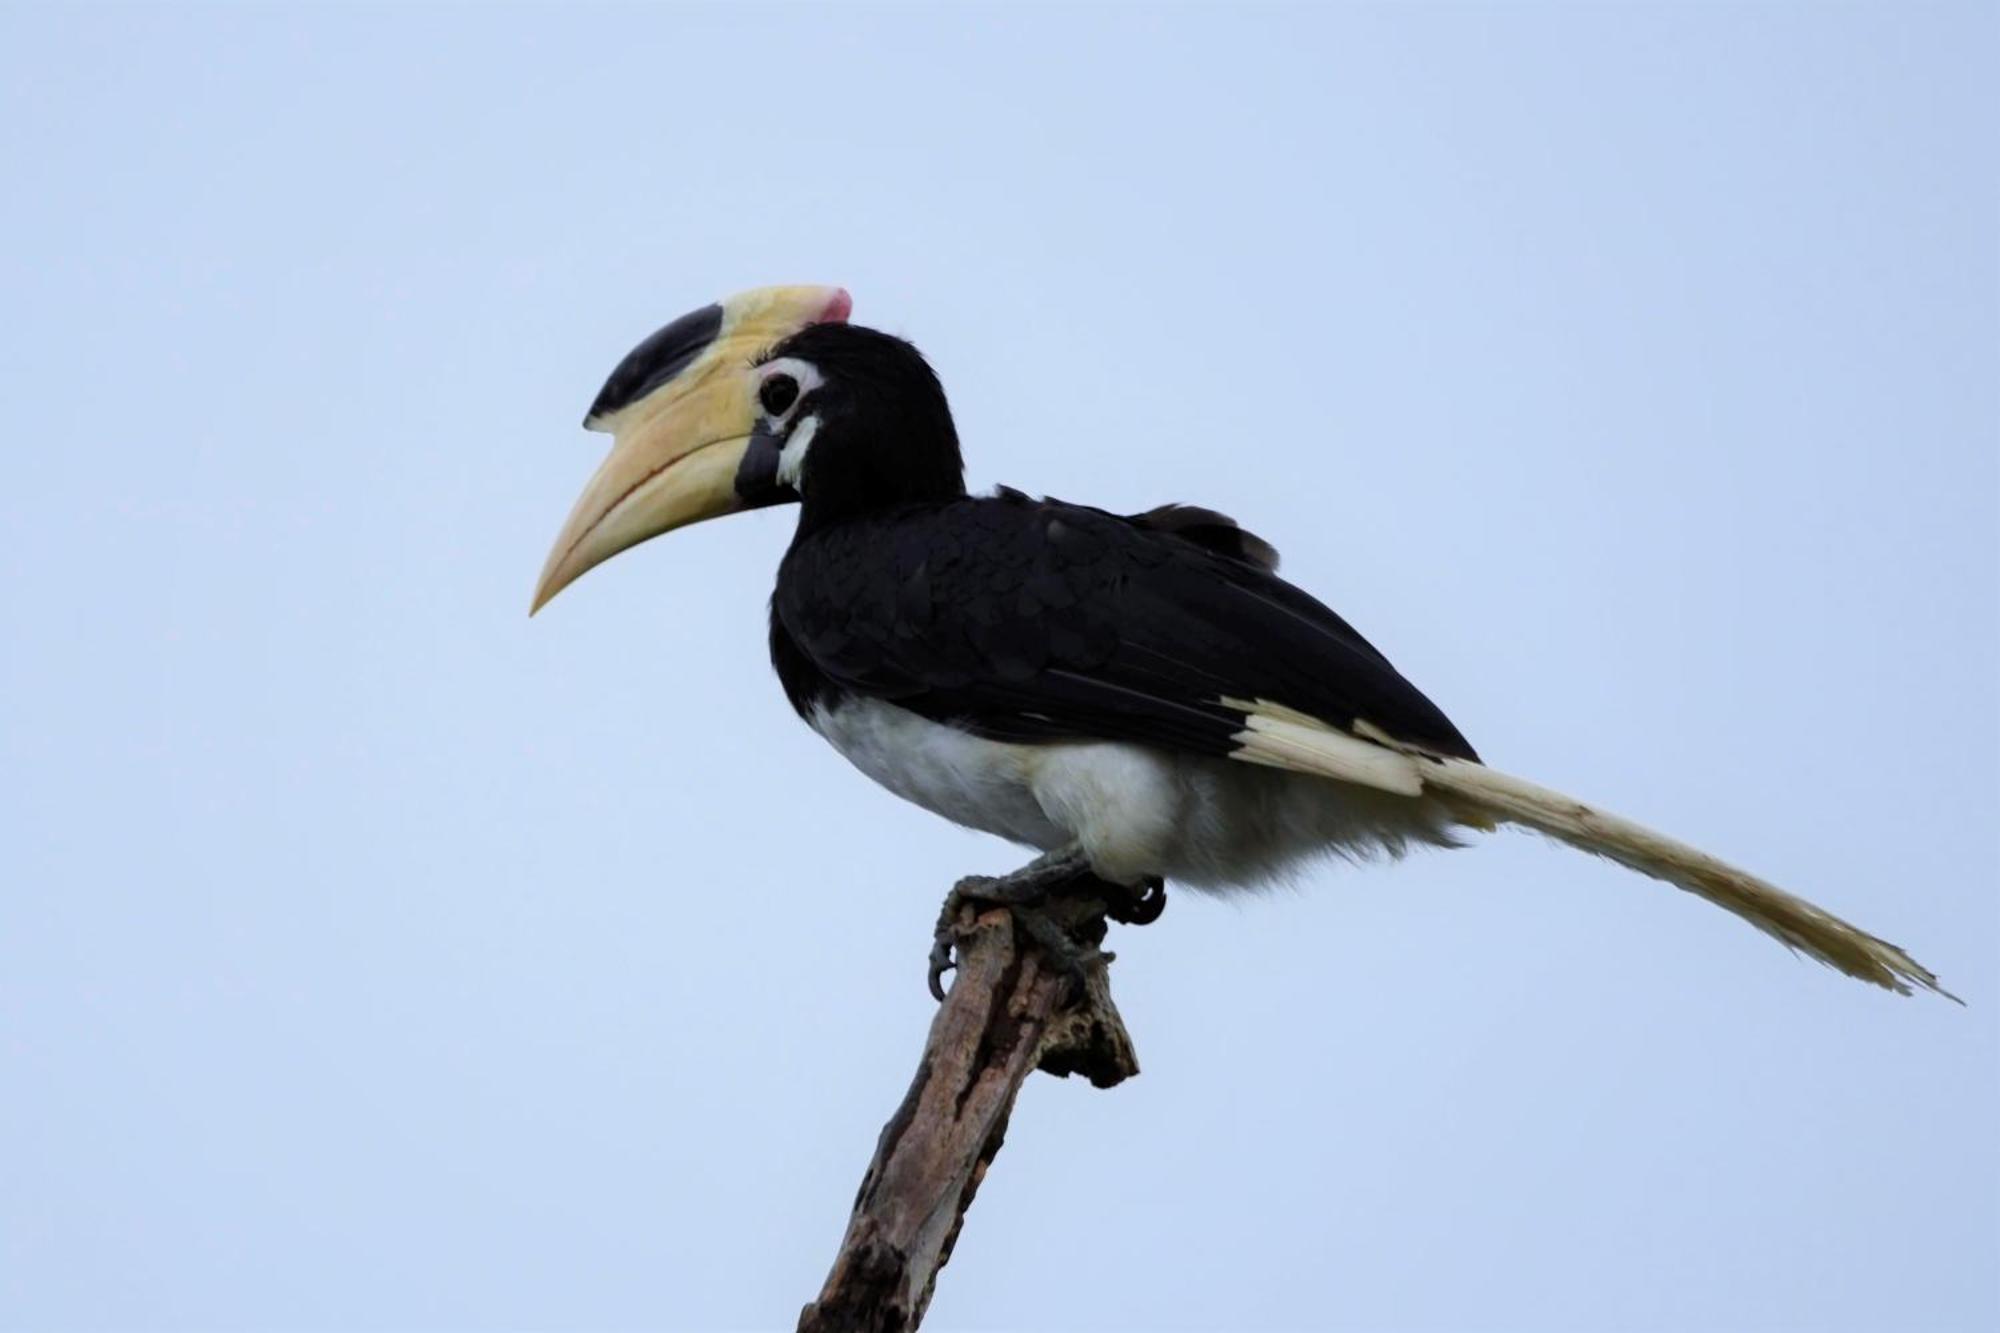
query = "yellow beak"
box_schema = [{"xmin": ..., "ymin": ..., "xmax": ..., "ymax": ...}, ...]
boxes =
[{"xmin": 530, "ymin": 284, "xmax": 852, "ymax": 613}]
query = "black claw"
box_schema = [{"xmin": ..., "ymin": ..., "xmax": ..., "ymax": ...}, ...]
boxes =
[
  {"xmin": 1102, "ymin": 876, "xmax": 1167, "ymax": 926},
  {"xmin": 929, "ymin": 896, "xmax": 968, "ymax": 1000},
  {"xmin": 927, "ymin": 952, "xmax": 955, "ymax": 1002}
]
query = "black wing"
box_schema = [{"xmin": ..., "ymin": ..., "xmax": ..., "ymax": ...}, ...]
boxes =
[{"xmin": 773, "ymin": 490, "xmax": 1477, "ymax": 762}]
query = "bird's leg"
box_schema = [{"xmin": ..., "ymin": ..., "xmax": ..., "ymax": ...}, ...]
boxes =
[{"xmin": 928, "ymin": 849, "xmax": 1161, "ymax": 1000}]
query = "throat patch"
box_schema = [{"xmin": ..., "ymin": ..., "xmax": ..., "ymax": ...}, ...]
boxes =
[{"xmin": 777, "ymin": 415, "xmax": 819, "ymax": 491}]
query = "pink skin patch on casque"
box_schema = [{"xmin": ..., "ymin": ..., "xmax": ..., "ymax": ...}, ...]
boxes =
[{"xmin": 820, "ymin": 289, "xmax": 853, "ymax": 324}]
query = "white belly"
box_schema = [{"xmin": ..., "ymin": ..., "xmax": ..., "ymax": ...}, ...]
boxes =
[
  {"xmin": 807, "ymin": 696, "xmax": 1066, "ymax": 851},
  {"xmin": 806, "ymin": 696, "xmax": 1461, "ymax": 888}
]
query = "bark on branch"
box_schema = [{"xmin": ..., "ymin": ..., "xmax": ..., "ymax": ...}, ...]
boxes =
[{"xmin": 796, "ymin": 885, "xmax": 1140, "ymax": 1333}]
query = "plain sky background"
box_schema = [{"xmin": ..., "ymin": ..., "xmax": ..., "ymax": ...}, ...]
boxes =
[{"xmin": 2, "ymin": 3, "xmax": 1994, "ymax": 1330}]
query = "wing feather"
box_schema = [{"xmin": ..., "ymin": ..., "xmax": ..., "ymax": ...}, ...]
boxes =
[{"xmin": 775, "ymin": 490, "xmax": 1475, "ymax": 761}]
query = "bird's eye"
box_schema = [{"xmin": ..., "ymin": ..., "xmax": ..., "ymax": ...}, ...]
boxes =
[{"xmin": 760, "ymin": 373, "xmax": 799, "ymax": 416}]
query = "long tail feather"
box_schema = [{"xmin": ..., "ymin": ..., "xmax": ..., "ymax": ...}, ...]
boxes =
[
  {"xmin": 1226, "ymin": 700, "xmax": 1954, "ymax": 999},
  {"xmin": 1421, "ymin": 757, "xmax": 1955, "ymax": 1000}
]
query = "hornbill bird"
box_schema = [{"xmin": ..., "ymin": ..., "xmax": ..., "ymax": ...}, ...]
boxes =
[{"xmin": 532, "ymin": 284, "xmax": 1948, "ymax": 1001}]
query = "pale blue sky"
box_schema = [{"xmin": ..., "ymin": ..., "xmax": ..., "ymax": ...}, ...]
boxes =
[{"xmin": 2, "ymin": 4, "xmax": 1994, "ymax": 1330}]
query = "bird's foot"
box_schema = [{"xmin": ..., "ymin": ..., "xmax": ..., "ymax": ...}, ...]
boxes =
[
  {"xmin": 927, "ymin": 851, "xmax": 1165, "ymax": 1000},
  {"xmin": 927, "ymin": 884, "xmax": 1105, "ymax": 1002}
]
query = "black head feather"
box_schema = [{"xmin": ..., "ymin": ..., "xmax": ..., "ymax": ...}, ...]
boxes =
[{"xmin": 764, "ymin": 323, "xmax": 966, "ymax": 528}]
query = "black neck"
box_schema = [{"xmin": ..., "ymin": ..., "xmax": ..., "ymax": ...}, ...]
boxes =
[{"xmin": 791, "ymin": 427, "xmax": 967, "ymax": 537}]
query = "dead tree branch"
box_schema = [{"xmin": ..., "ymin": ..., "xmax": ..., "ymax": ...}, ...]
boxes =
[{"xmin": 796, "ymin": 882, "xmax": 1140, "ymax": 1333}]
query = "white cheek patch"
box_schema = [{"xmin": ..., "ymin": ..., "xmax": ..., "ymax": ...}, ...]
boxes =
[{"xmin": 777, "ymin": 414, "xmax": 819, "ymax": 491}]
